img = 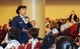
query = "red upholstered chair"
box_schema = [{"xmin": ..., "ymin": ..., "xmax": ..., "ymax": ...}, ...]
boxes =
[
  {"xmin": 25, "ymin": 42, "xmax": 32, "ymax": 49},
  {"xmin": 34, "ymin": 41, "xmax": 42, "ymax": 49},
  {"xmin": 69, "ymin": 24, "xmax": 78, "ymax": 39},
  {"xmin": 18, "ymin": 45, "xmax": 25, "ymax": 49},
  {"xmin": 1, "ymin": 24, "xmax": 8, "ymax": 41}
]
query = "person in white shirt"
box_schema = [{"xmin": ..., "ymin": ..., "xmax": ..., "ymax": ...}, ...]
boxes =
[
  {"xmin": 52, "ymin": 28, "xmax": 59, "ymax": 35},
  {"xmin": 0, "ymin": 46, "xmax": 3, "ymax": 49},
  {"xmin": 27, "ymin": 27, "xmax": 39, "ymax": 49},
  {"xmin": 60, "ymin": 19, "xmax": 68, "ymax": 31},
  {"xmin": 45, "ymin": 18, "xmax": 51, "ymax": 26},
  {"xmin": 5, "ymin": 28, "xmax": 20, "ymax": 49},
  {"xmin": 25, "ymin": 16, "xmax": 30, "ymax": 23},
  {"xmin": 45, "ymin": 24, "xmax": 51, "ymax": 35},
  {"xmin": 61, "ymin": 24, "xmax": 68, "ymax": 31},
  {"xmin": 5, "ymin": 40, "xmax": 20, "ymax": 49},
  {"xmin": 78, "ymin": 47, "xmax": 80, "ymax": 49}
]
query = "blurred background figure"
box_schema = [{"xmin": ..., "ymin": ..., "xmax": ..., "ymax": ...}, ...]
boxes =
[
  {"xmin": 69, "ymin": 10, "xmax": 78, "ymax": 23},
  {"xmin": 8, "ymin": 19, "xmax": 12, "ymax": 27},
  {"xmin": 7, "ymin": 19, "xmax": 12, "ymax": 30},
  {"xmin": 31, "ymin": 20, "xmax": 37, "ymax": 28},
  {"xmin": 45, "ymin": 17, "xmax": 51, "ymax": 26},
  {"xmin": 55, "ymin": 36, "xmax": 77, "ymax": 49},
  {"xmin": 45, "ymin": 24, "xmax": 51, "ymax": 35},
  {"xmin": 25, "ymin": 16, "xmax": 30, "ymax": 23}
]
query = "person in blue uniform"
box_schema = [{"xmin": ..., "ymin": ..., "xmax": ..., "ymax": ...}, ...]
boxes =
[{"xmin": 11, "ymin": 5, "xmax": 32, "ymax": 44}]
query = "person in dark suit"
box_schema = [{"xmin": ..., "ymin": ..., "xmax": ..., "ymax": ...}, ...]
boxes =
[
  {"xmin": 11, "ymin": 5, "xmax": 32, "ymax": 44},
  {"xmin": 69, "ymin": 10, "xmax": 78, "ymax": 22},
  {"xmin": 40, "ymin": 31, "xmax": 56, "ymax": 49}
]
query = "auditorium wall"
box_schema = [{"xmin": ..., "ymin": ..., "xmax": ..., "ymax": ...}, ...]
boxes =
[
  {"xmin": 45, "ymin": 0, "xmax": 80, "ymax": 20},
  {"xmin": 0, "ymin": 0, "xmax": 21, "ymax": 25},
  {"xmin": 1, "ymin": 0, "xmax": 80, "ymax": 25}
]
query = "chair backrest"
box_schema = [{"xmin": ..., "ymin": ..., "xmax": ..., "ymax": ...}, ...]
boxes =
[
  {"xmin": 2, "ymin": 24, "xmax": 7, "ymax": 29},
  {"xmin": 10, "ymin": 46, "xmax": 15, "ymax": 49},
  {"xmin": 34, "ymin": 41, "xmax": 42, "ymax": 49},
  {"xmin": 18, "ymin": 45, "xmax": 25, "ymax": 49},
  {"xmin": 25, "ymin": 42, "xmax": 32, "ymax": 49},
  {"xmin": 69, "ymin": 24, "xmax": 78, "ymax": 35}
]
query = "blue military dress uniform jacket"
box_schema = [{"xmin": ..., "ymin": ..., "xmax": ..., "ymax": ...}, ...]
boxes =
[{"xmin": 11, "ymin": 15, "xmax": 32, "ymax": 44}]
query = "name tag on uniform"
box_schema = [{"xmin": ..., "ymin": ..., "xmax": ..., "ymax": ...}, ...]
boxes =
[{"xmin": 19, "ymin": 22, "xmax": 23, "ymax": 24}]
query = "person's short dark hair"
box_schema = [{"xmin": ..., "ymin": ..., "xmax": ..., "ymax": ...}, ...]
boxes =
[
  {"xmin": 16, "ymin": 5, "xmax": 27, "ymax": 14},
  {"xmin": 8, "ymin": 27, "xmax": 20, "ymax": 40},
  {"xmin": 55, "ymin": 36, "xmax": 73, "ymax": 49},
  {"xmin": 28, "ymin": 27, "xmax": 39, "ymax": 39},
  {"xmin": 57, "ymin": 22, "xmax": 62, "ymax": 28}
]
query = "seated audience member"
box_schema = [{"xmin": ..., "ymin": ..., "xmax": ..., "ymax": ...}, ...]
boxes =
[
  {"xmin": 8, "ymin": 19, "xmax": 12, "ymax": 27},
  {"xmin": 7, "ymin": 19, "xmax": 12, "ymax": 30},
  {"xmin": 60, "ymin": 19, "xmax": 70, "ymax": 36},
  {"xmin": 55, "ymin": 36, "xmax": 77, "ymax": 49},
  {"xmin": 58, "ymin": 18, "xmax": 63, "ymax": 24},
  {"xmin": 40, "ymin": 31, "xmax": 56, "ymax": 49},
  {"xmin": 45, "ymin": 18, "xmax": 51, "ymax": 26},
  {"xmin": 56, "ymin": 22, "xmax": 62, "ymax": 36},
  {"xmin": 31, "ymin": 20, "xmax": 37, "ymax": 28},
  {"xmin": 51, "ymin": 21, "xmax": 59, "ymax": 36},
  {"xmin": 25, "ymin": 16, "xmax": 30, "ymax": 22},
  {"xmin": 5, "ymin": 27, "xmax": 20, "ymax": 49},
  {"xmin": 27, "ymin": 27, "xmax": 40, "ymax": 49},
  {"xmin": 61, "ymin": 19, "xmax": 68, "ymax": 31},
  {"xmin": 52, "ymin": 28, "xmax": 59, "ymax": 36},
  {"xmin": 23, "ymin": 16, "xmax": 32, "ymax": 33},
  {"xmin": 41, "ymin": 24, "xmax": 56, "ymax": 49},
  {"xmin": 66, "ymin": 18, "xmax": 73, "ymax": 28},
  {"xmin": 75, "ymin": 37, "xmax": 80, "ymax": 45},
  {"xmin": 51, "ymin": 20, "xmax": 56, "ymax": 29},
  {"xmin": 45, "ymin": 24, "xmax": 51, "ymax": 36},
  {"xmin": 55, "ymin": 19, "xmax": 59, "ymax": 23},
  {"xmin": 23, "ymin": 16, "xmax": 31, "ymax": 32}
]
